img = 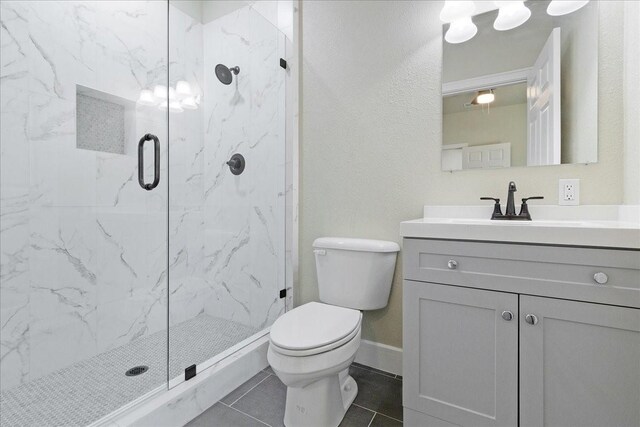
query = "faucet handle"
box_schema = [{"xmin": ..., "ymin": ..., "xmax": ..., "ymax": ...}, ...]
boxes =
[
  {"xmin": 480, "ymin": 197, "xmax": 503, "ymax": 219},
  {"xmin": 522, "ymin": 196, "xmax": 544, "ymax": 203},
  {"xmin": 519, "ymin": 196, "xmax": 544, "ymax": 220}
]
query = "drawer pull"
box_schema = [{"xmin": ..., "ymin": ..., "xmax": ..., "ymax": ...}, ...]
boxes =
[
  {"xmin": 525, "ymin": 314, "xmax": 538, "ymax": 325},
  {"xmin": 593, "ymin": 272, "xmax": 608, "ymax": 285},
  {"xmin": 447, "ymin": 259, "xmax": 458, "ymax": 270},
  {"xmin": 501, "ymin": 311, "xmax": 513, "ymax": 321}
]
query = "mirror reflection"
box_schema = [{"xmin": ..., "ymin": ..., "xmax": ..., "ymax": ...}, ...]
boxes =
[{"xmin": 441, "ymin": 0, "xmax": 598, "ymax": 171}]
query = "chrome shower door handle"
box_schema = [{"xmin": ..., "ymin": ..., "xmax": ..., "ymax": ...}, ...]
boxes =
[{"xmin": 138, "ymin": 133, "xmax": 160, "ymax": 191}]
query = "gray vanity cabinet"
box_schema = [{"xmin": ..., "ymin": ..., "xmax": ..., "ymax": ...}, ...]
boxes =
[
  {"xmin": 519, "ymin": 296, "xmax": 640, "ymax": 427},
  {"xmin": 402, "ymin": 238, "xmax": 640, "ymax": 427},
  {"xmin": 403, "ymin": 281, "xmax": 518, "ymax": 427}
]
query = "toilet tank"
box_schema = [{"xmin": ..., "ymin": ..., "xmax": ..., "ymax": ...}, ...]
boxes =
[{"xmin": 313, "ymin": 237, "xmax": 400, "ymax": 310}]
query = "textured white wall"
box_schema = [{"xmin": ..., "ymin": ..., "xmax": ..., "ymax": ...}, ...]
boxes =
[
  {"xmin": 299, "ymin": 0, "xmax": 633, "ymax": 348},
  {"xmin": 624, "ymin": 1, "xmax": 640, "ymax": 205}
]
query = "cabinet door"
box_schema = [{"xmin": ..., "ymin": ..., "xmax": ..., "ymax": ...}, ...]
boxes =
[
  {"xmin": 520, "ymin": 296, "xmax": 640, "ymax": 427},
  {"xmin": 403, "ymin": 281, "xmax": 518, "ymax": 427}
]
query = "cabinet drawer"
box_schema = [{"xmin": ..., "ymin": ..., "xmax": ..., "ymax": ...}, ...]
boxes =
[{"xmin": 403, "ymin": 238, "xmax": 640, "ymax": 308}]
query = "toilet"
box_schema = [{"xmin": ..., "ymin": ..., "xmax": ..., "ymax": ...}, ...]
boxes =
[{"xmin": 268, "ymin": 237, "xmax": 400, "ymax": 427}]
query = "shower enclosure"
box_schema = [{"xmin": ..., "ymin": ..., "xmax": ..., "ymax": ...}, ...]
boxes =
[{"xmin": 0, "ymin": 1, "xmax": 292, "ymax": 425}]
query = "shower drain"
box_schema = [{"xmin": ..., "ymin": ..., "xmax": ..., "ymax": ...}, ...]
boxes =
[{"xmin": 125, "ymin": 365, "xmax": 149, "ymax": 377}]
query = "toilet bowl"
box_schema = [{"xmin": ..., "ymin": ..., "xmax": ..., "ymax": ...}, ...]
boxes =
[
  {"xmin": 268, "ymin": 302, "xmax": 362, "ymax": 427},
  {"xmin": 268, "ymin": 237, "xmax": 400, "ymax": 427}
]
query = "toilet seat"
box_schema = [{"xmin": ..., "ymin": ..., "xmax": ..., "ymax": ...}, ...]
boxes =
[{"xmin": 270, "ymin": 302, "xmax": 362, "ymax": 357}]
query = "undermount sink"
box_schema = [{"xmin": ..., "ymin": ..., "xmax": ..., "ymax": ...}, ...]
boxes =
[{"xmin": 400, "ymin": 205, "xmax": 640, "ymax": 249}]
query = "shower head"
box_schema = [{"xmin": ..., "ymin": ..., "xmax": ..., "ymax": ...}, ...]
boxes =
[{"xmin": 215, "ymin": 64, "xmax": 240, "ymax": 85}]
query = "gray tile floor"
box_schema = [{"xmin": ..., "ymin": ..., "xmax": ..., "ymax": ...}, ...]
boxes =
[{"xmin": 186, "ymin": 363, "xmax": 403, "ymax": 427}]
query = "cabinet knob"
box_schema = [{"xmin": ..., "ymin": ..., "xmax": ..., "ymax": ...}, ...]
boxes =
[
  {"xmin": 501, "ymin": 311, "xmax": 513, "ymax": 321},
  {"xmin": 447, "ymin": 259, "xmax": 458, "ymax": 270},
  {"xmin": 593, "ymin": 272, "xmax": 608, "ymax": 285},
  {"xmin": 525, "ymin": 314, "xmax": 538, "ymax": 325}
]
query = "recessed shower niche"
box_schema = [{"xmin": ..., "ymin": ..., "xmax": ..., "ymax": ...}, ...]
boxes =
[{"xmin": 76, "ymin": 85, "xmax": 136, "ymax": 155}]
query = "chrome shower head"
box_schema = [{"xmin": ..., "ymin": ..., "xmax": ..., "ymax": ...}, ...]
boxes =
[{"xmin": 215, "ymin": 64, "xmax": 240, "ymax": 85}]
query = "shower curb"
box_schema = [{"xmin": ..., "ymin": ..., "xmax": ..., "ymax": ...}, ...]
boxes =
[{"xmin": 92, "ymin": 337, "xmax": 269, "ymax": 427}]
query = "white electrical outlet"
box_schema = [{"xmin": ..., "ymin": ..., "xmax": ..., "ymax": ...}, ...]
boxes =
[{"xmin": 559, "ymin": 179, "xmax": 580, "ymax": 205}]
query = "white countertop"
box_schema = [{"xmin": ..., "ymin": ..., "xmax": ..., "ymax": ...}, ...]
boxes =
[{"xmin": 400, "ymin": 205, "xmax": 640, "ymax": 249}]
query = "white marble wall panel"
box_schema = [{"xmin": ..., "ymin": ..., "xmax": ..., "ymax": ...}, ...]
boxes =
[
  {"xmin": 0, "ymin": 0, "xmax": 172, "ymax": 390},
  {"xmin": 197, "ymin": 6, "xmax": 286, "ymax": 333},
  {"xmin": 0, "ymin": 59, "xmax": 32, "ymax": 393}
]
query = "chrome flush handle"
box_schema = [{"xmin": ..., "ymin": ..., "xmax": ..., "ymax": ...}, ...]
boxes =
[{"xmin": 447, "ymin": 259, "xmax": 458, "ymax": 270}]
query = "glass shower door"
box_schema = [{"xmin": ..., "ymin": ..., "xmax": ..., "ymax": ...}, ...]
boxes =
[
  {"xmin": 167, "ymin": 2, "xmax": 287, "ymax": 385},
  {"xmin": 0, "ymin": 1, "xmax": 170, "ymax": 425}
]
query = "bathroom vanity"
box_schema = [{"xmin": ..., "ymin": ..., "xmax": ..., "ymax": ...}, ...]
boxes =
[{"xmin": 401, "ymin": 206, "xmax": 640, "ymax": 427}]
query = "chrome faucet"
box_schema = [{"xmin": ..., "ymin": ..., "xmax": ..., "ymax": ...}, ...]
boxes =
[{"xmin": 481, "ymin": 181, "xmax": 544, "ymax": 220}]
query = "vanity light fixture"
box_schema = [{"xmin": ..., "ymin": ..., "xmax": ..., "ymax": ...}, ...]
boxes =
[
  {"xmin": 441, "ymin": 1, "xmax": 478, "ymax": 44},
  {"xmin": 158, "ymin": 100, "xmax": 184, "ymax": 113},
  {"xmin": 153, "ymin": 84, "xmax": 168, "ymax": 100},
  {"xmin": 472, "ymin": 89, "xmax": 495, "ymax": 105},
  {"xmin": 139, "ymin": 81, "xmax": 200, "ymax": 112},
  {"xmin": 180, "ymin": 96, "xmax": 198, "ymax": 110},
  {"xmin": 137, "ymin": 89, "xmax": 157, "ymax": 106},
  {"xmin": 445, "ymin": 17, "xmax": 478, "ymax": 44},
  {"xmin": 175, "ymin": 80, "xmax": 192, "ymax": 98},
  {"xmin": 547, "ymin": 0, "xmax": 589, "ymax": 16},
  {"xmin": 493, "ymin": 1, "xmax": 531, "ymax": 31}
]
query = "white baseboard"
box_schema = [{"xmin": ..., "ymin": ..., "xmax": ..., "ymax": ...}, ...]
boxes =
[{"xmin": 354, "ymin": 339, "xmax": 403, "ymax": 376}]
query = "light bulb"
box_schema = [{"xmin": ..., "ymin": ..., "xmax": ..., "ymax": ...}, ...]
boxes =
[
  {"xmin": 440, "ymin": 0, "xmax": 476, "ymax": 23},
  {"xmin": 547, "ymin": 0, "xmax": 589, "ymax": 16},
  {"xmin": 494, "ymin": 1, "xmax": 531, "ymax": 31},
  {"xmin": 153, "ymin": 85, "xmax": 167, "ymax": 100},
  {"xmin": 180, "ymin": 96, "xmax": 198, "ymax": 110},
  {"xmin": 137, "ymin": 89, "xmax": 157, "ymax": 106},
  {"xmin": 476, "ymin": 91, "xmax": 495, "ymax": 104},
  {"xmin": 176, "ymin": 80, "xmax": 192, "ymax": 99},
  {"xmin": 445, "ymin": 17, "xmax": 478, "ymax": 44}
]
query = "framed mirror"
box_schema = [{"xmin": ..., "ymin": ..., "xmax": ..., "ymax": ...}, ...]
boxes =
[{"xmin": 441, "ymin": 0, "xmax": 598, "ymax": 171}]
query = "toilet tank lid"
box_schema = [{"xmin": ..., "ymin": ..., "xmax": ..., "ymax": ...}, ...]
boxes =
[{"xmin": 313, "ymin": 237, "xmax": 400, "ymax": 253}]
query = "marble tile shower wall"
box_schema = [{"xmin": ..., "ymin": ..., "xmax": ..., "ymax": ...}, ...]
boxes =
[
  {"xmin": 198, "ymin": 6, "xmax": 286, "ymax": 333},
  {"xmin": 1, "ymin": 1, "xmax": 287, "ymax": 392},
  {"xmin": 168, "ymin": 5, "xmax": 286, "ymax": 347},
  {"xmin": 1, "ymin": 0, "xmax": 174, "ymax": 391}
]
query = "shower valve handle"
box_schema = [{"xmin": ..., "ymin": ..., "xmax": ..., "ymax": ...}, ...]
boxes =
[{"xmin": 226, "ymin": 153, "xmax": 245, "ymax": 175}]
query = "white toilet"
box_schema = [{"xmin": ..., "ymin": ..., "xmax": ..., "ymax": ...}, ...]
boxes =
[{"xmin": 268, "ymin": 237, "xmax": 400, "ymax": 427}]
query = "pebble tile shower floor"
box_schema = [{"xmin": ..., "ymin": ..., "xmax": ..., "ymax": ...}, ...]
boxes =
[
  {"xmin": 0, "ymin": 315, "xmax": 259, "ymax": 426},
  {"xmin": 187, "ymin": 363, "xmax": 403, "ymax": 427}
]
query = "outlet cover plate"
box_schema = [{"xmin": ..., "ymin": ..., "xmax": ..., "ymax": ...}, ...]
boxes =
[{"xmin": 559, "ymin": 179, "xmax": 580, "ymax": 205}]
